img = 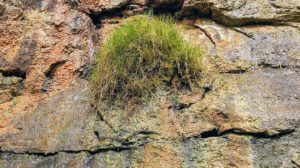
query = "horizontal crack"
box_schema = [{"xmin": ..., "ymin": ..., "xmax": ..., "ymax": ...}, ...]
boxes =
[
  {"xmin": 220, "ymin": 128, "xmax": 295, "ymax": 139},
  {"xmin": 0, "ymin": 69, "xmax": 26, "ymax": 79},
  {"xmin": 0, "ymin": 129, "xmax": 295, "ymax": 157},
  {"xmin": 221, "ymin": 69, "xmax": 247, "ymax": 74},
  {"xmin": 0, "ymin": 146, "xmax": 132, "ymax": 157},
  {"xmin": 184, "ymin": 128, "xmax": 296, "ymax": 140},
  {"xmin": 257, "ymin": 62, "xmax": 300, "ymax": 69},
  {"xmin": 0, "ymin": 131, "xmax": 160, "ymax": 157}
]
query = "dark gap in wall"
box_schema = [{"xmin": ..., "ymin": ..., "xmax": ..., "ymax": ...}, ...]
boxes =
[
  {"xmin": 45, "ymin": 61, "xmax": 66, "ymax": 78},
  {"xmin": 170, "ymin": 101, "xmax": 193, "ymax": 112},
  {"xmin": 87, "ymin": 4, "xmax": 185, "ymax": 29},
  {"xmin": 201, "ymin": 83, "xmax": 212, "ymax": 99},
  {"xmin": 1, "ymin": 69, "xmax": 26, "ymax": 79},
  {"xmin": 200, "ymin": 129, "xmax": 219, "ymax": 138},
  {"xmin": 88, "ymin": 8, "xmax": 124, "ymax": 29},
  {"xmin": 220, "ymin": 128, "xmax": 295, "ymax": 139},
  {"xmin": 41, "ymin": 61, "xmax": 66, "ymax": 93},
  {"xmin": 152, "ymin": 6, "xmax": 182, "ymax": 16},
  {"xmin": 223, "ymin": 69, "xmax": 247, "ymax": 74}
]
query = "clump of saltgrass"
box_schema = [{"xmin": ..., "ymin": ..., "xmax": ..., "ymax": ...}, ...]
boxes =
[{"xmin": 90, "ymin": 15, "xmax": 204, "ymax": 109}]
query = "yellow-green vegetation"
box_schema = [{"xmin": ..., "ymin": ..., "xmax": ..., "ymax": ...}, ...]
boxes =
[{"xmin": 90, "ymin": 15, "xmax": 204, "ymax": 108}]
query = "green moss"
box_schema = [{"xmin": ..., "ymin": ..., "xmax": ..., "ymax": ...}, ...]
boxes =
[{"xmin": 90, "ymin": 15, "xmax": 204, "ymax": 108}]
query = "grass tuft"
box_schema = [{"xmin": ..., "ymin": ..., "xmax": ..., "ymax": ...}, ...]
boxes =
[{"xmin": 90, "ymin": 15, "xmax": 204, "ymax": 109}]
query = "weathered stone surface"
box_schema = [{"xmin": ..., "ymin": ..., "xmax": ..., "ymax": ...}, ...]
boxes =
[
  {"xmin": 182, "ymin": 19, "xmax": 300, "ymax": 72},
  {"xmin": 0, "ymin": 74, "xmax": 24, "ymax": 103},
  {"xmin": 0, "ymin": 90, "xmax": 13, "ymax": 104},
  {"xmin": 75, "ymin": 0, "xmax": 130, "ymax": 13},
  {"xmin": 1, "ymin": 0, "xmax": 300, "ymax": 167},
  {"xmin": 178, "ymin": 0, "xmax": 300, "ymax": 26},
  {"xmin": 0, "ymin": 2, "xmax": 5, "ymax": 15},
  {"xmin": 1, "ymin": 65, "xmax": 299, "ymax": 167},
  {"xmin": 0, "ymin": 73, "xmax": 23, "ymax": 89},
  {"xmin": 0, "ymin": 152, "xmax": 92, "ymax": 168},
  {"xmin": 3, "ymin": 132, "xmax": 299, "ymax": 168},
  {"xmin": 99, "ymin": 68, "xmax": 300, "ymax": 141},
  {"xmin": 292, "ymin": 152, "xmax": 300, "ymax": 167},
  {"xmin": 252, "ymin": 131, "xmax": 300, "ymax": 167},
  {"xmin": 0, "ymin": 0, "xmax": 95, "ymax": 96},
  {"xmin": 0, "ymin": 136, "xmax": 253, "ymax": 167},
  {"xmin": 204, "ymin": 68, "xmax": 300, "ymax": 135},
  {"xmin": 0, "ymin": 81, "xmax": 99, "ymax": 153},
  {"xmin": 0, "ymin": 0, "xmax": 96, "ymax": 140}
]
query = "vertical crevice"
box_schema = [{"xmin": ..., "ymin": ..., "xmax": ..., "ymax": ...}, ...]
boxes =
[{"xmin": 41, "ymin": 61, "xmax": 66, "ymax": 93}]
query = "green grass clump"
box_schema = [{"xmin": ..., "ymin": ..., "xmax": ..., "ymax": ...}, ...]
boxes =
[{"xmin": 90, "ymin": 15, "xmax": 204, "ymax": 108}]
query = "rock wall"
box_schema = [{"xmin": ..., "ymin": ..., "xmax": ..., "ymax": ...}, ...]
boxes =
[{"xmin": 0, "ymin": 0, "xmax": 300, "ymax": 167}]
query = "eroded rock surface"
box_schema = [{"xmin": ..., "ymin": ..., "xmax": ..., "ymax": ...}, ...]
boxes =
[
  {"xmin": 0, "ymin": 0, "xmax": 300, "ymax": 167},
  {"xmin": 178, "ymin": 0, "xmax": 300, "ymax": 26}
]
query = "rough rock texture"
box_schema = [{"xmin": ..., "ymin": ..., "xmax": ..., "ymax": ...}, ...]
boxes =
[
  {"xmin": 188, "ymin": 19, "xmax": 300, "ymax": 71},
  {"xmin": 0, "ymin": 0, "xmax": 300, "ymax": 167},
  {"xmin": 178, "ymin": 0, "xmax": 300, "ymax": 26},
  {"xmin": 76, "ymin": 0, "xmax": 129, "ymax": 13},
  {"xmin": 0, "ymin": 0, "xmax": 95, "ymax": 136}
]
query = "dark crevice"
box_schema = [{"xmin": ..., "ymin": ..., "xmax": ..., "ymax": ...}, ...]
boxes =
[
  {"xmin": 86, "ymin": 2, "xmax": 182, "ymax": 29},
  {"xmin": 222, "ymin": 69, "xmax": 247, "ymax": 74},
  {"xmin": 168, "ymin": 80, "xmax": 213, "ymax": 112},
  {"xmin": 95, "ymin": 110, "xmax": 116, "ymax": 132},
  {"xmin": 194, "ymin": 25, "xmax": 216, "ymax": 46},
  {"xmin": 201, "ymin": 83, "xmax": 212, "ymax": 99},
  {"xmin": 0, "ymin": 70, "xmax": 25, "ymax": 96},
  {"xmin": 127, "ymin": 130, "xmax": 160, "ymax": 139},
  {"xmin": 94, "ymin": 131, "xmax": 101, "ymax": 140},
  {"xmin": 220, "ymin": 128, "xmax": 295, "ymax": 139},
  {"xmin": 150, "ymin": 2, "xmax": 183, "ymax": 16},
  {"xmin": 87, "ymin": 6, "xmax": 180, "ymax": 29},
  {"xmin": 0, "ymin": 129, "xmax": 295, "ymax": 157},
  {"xmin": 170, "ymin": 101, "xmax": 194, "ymax": 112},
  {"xmin": 77, "ymin": 64, "xmax": 91, "ymax": 79},
  {"xmin": 181, "ymin": 128, "xmax": 220, "ymax": 141},
  {"xmin": 85, "ymin": 0, "xmax": 299, "ymax": 30},
  {"xmin": 229, "ymin": 20, "xmax": 287, "ymax": 27},
  {"xmin": 135, "ymin": 130, "xmax": 159, "ymax": 135},
  {"xmin": 217, "ymin": 19, "xmax": 281, "ymax": 27},
  {"xmin": 258, "ymin": 62, "xmax": 288, "ymax": 69},
  {"xmin": 176, "ymin": 1, "xmax": 213, "ymax": 20},
  {"xmin": 45, "ymin": 61, "xmax": 66, "ymax": 78},
  {"xmin": 0, "ymin": 150, "xmax": 58, "ymax": 157},
  {"xmin": 1, "ymin": 69, "xmax": 26, "ymax": 79},
  {"xmin": 89, "ymin": 147, "xmax": 132, "ymax": 154},
  {"xmin": 200, "ymin": 129, "xmax": 219, "ymax": 138},
  {"xmin": 0, "ymin": 146, "xmax": 132, "ymax": 157},
  {"xmin": 88, "ymin": 8, "xmax": 124, "ymax": 29},
  {"xmin": 184, "ymin": 128, "xmax": 295, "ymax": 141},
  {"xmin": 230, "ymin": 27, "xmax": 255, "ymax": 39},
  {"xmin": 120, "ymin": 141, "xmax": 136, "ymax": 146},
  {"xmin": 41, "ymin": 61, "xmax": 66, "ymax": 93}
]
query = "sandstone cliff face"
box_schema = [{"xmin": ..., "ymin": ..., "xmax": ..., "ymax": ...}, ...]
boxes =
[{"xmin": 0, "ymin": 0, "xmax": 300, "ymax": 167}]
